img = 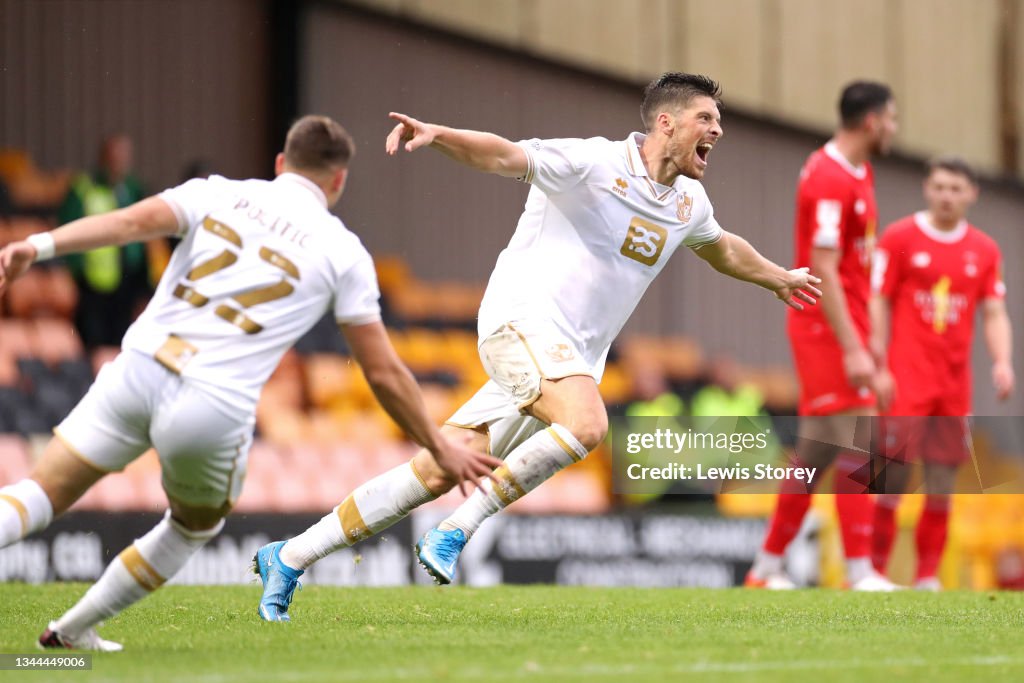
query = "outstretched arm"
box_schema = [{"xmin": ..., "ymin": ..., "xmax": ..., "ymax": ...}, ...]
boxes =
[
  {"xmin": 694, "ymin": 230, "xmax": 822, "ymax": 310},
  {"xmin": 982, "ymin": 298, "xmax": 1015, "ymax": 400},
  {"xmin": 341, "ymin": 320, "xmax": 502, "ymax": 493},
  {"xmin": 385, "ymin": 112, "xmax": 528, "ymax": 178},
  {"xmin": 0, "ymin": 196, "xmax": 179, "ymax": 296}
]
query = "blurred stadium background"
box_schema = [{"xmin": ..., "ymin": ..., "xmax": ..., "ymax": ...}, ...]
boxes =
[{"xmin": 1, "ymin": 0, "xmax": 1024, "ymax": 592}]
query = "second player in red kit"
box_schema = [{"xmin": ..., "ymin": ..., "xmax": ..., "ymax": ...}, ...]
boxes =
[
  {"xmin": 870, "ymin": 157, "xmax": 1014, "ymax": 589},
  {"xmin": 788, "ymin": 141, "xmax": 878, "ymax": 416}
]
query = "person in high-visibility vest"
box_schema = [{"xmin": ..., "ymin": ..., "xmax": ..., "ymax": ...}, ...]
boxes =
[{"xmin": 58, "ymin": 134, "xmax": 150, "ymax": 348}]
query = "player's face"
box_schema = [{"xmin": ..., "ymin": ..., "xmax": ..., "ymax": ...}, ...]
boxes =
[
  {"xmin": 867, "ymin": 100, "xmax": 898, "ymax": 156},
  {"xmin": 668, "ymin": 96, "xmax": 723, "ymax": 180},
  {"xmin": 923, "ymin": 168, "xmax": 978, "ymax": 224}
]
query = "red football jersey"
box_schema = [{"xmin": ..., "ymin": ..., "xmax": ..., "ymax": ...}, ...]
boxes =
[
  {"xmin": 874, "ymin": 211, "xmax": 1004, "ymax": 377},
  {"xmin": 787, "ymin": 143, "xmax": 878, "ymax": 341},
  {"xmin": 786, "ymin": 143, "xmax": 876, "ymax": 337}
]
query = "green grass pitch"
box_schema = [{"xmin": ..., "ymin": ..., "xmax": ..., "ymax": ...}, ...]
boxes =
[{"xmin": 1, "ymin": 584, "xmax": 1023, "ymax": 682}]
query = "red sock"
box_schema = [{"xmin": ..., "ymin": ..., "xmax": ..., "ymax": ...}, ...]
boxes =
[
  {"xmin": 833, "ymin": 452, "xmax": 870, "ymax": 494},
  {"xmin": 871, "ymin": 496, "xmax": 899, "ymax": 574},
  {"xmin": 915, "ymin": 496, "xmax": 950, "ymax": 580},
  {"xmin": 835, "ymin": 494, "xmax": 873, "ymax": 559},
  {"xmin": 763, "ymin": 493, "xmax": 812, "ymax": 554}
]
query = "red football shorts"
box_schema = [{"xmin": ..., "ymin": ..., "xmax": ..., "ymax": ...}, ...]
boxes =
[
  {"xmin": 879, "ymin": 372, "xmax": 972, "ymax": 466},
  {"xmin": 876, "ymin": 414, "xmax": 971, "ymax": 466},
  {"xmin": 790, "ymin": 334, "xmax": 876, "ymax": 417}
]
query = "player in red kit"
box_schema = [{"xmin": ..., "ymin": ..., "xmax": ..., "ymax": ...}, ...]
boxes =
[
  {"xmin": 870, "ymin": 157, "xmax": 1014, "ymax": 590},
  {"xmin": 747, "ymin": 81, "xmax": 899, "ymax": 590}
]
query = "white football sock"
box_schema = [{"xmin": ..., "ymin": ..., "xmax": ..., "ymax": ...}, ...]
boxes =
[
  {"xmin": 845, "ymin": 557, "xmax": 874, "ymax": 584},
  {"xmin": 439, "ymin": 424, "xmax": 587, "ymax": 539},
  {"xmin": 54, "ymin": 511, "xmax": 222, "ymax": 636},
  {"xmin": 280, "ymin": 460, "xmax": 435, "ymax": 570},
  {"xmin": 0, "ymin": 479, "xmax": 54, "ymax": 547},
  {"xmin": 750, "ymin": 551, "xmax": 785, "ymax": 578}
]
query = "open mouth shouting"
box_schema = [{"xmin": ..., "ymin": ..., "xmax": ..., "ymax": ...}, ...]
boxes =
[{"xmin": 695, "ymin": 140, "xmax": 714, "ymax": 169}]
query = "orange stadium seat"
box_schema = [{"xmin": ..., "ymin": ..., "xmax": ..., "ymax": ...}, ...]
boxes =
[
  {"xmin": 597, "ymin": 362, "xmax": 631, "ymax": 405},
  {"xmin": 741, "ymin": 366, "xmax": 799, "ymax": 412},
  {"xmin": 660, "ymin": 336, "xmax": 705, "ymax": 382},
  {"xmin": 0, "ymin": 150, "xmax": 70, "ymax": 210},
  {"xmin": 2, "ymin": 217, "xmax": 52, "ymax": 243},
  {"xmin": 374, "ymin": 256, "xmax": 412, "ymax": 296},
  {"xmin": 31, "ymin": 318, "xmax": 83, "ymax": 365},
  {"xmin": 0, "ymin": 319, "xmax": 34, "ymax": 359},
  {"xmin": 0, "ymin": 353, "xmax": 18, "ymax": 386}
]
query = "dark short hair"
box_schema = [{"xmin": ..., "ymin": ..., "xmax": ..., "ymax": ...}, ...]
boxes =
[
  {"xmin": 641, "ymin": 72, "xmax": 722, "ymax": 132},
  {"xmin": 839, "ymin": 81, "xmax": 893, "ymax": 128},
  {"xmin": 927, "ymin": 155, "xmax": 978, "ymax": 185},
  {"xmin": 284, "ymin": 115, "xmax": 355, "ymax": 172}
]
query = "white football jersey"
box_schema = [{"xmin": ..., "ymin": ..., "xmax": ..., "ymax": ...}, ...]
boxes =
[
  {"xmin": 121, "ymin": 172, "xmax": 380, "ymax": 410},
  {"xmin": 477, "ymin": 133, "xmax": 722, "ymax": 379}
]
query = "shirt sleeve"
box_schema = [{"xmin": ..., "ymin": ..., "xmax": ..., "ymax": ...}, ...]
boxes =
[
  {"xmin": 982, "ymin": 244, "xmax": 1007, "ymax": 300},
  {"xmin": 334, "ymin": 248, "xmax": 383, "ymax": 326},
  {"xmin": 515, "ymin": 138, "xmax": 591, "ymax": 195},
  {"xmin": 802, "ymin": 175, "xmax": 848, "ymax": 250},
  {"xmin": 683, "ymin": 191, "xmax": 724, "ymax": 249},
  {"xmin": 158, "ymin": 178, "xmax": 216, "ymax": 237},
  {"xmin": 871, "ymin": 228, "xmax": 900, "ymax": 297}
]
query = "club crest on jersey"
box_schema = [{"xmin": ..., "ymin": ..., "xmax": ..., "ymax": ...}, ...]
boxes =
[
  {"xmin": 964, "ymin": 251, "xmax": 979, "ymax": 277},
  {"xmin": 854, "ymin": 199, "xmax": 867, "ymax": 215},
  {"xmin": 911, "ymin": 252, "xmax": 931, "ymax": 268},
  {"xmin": 612, "ymin": 178, "xmax": 629, "ymax": 198},
  {"xmin": 676, "ymin": 192, "xmax": 693, "ymax": 223},
  {"xmin": 545, "ymin": 343, "xmax": 575, "ymax": 363}
]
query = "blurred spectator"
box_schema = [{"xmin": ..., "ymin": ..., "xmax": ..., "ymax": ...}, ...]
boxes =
[
  {"xmin": 180, "ymin": 159, "xmax": 214, "ymax": 182},
  {"xmin": 624, "ymin": 362, "xmax": 685, "ymax": 417},
  {"xmin": 58, "ymin": 134, "xmax": 152, "ymax": 348},
  {"xmin": 690, "ymin": 356, "xmax": 766, "ymax": 418}
]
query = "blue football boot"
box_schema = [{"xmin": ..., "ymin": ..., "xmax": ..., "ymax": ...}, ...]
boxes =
[
  {"xmin": 253, "ymin": 541, "xmax": 303, "ymax": 622},
  {"xmin": 415, "ymin": 527, "xmax": 467, "ymax": 585}
]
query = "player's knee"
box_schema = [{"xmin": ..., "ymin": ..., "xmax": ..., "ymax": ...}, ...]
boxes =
[
  {"xmin": 29, "ymin": 439, "xmax": 106, "ymax": 516},
  {"xmin": 168, "ymin": 498, "xmax": 231, "ymax": 532},
  {"xmin": 566, "ymin": 411, "xmax": 608, "ymax": 452}
]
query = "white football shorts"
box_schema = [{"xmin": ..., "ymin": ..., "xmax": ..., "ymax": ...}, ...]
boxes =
[
  {"xmin": 477, "ymin": 319, "xmax": 594, "ymax": 409},
  {"xmin": 447, "ymin": 319, "xmax": 595, "ymax": 459},
  {"xmin": 55, "ymin": 350, "xmax": 254, "ymax": 508}
]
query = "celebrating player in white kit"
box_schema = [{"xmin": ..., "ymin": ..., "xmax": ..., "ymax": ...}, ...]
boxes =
[
  {"xmin": 253, "ymin": 73, "xmax": 822, "ymax": 620},
  {"xmin": 0, "ymin": 115, "xmax": 498, "ymax": 650}
]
